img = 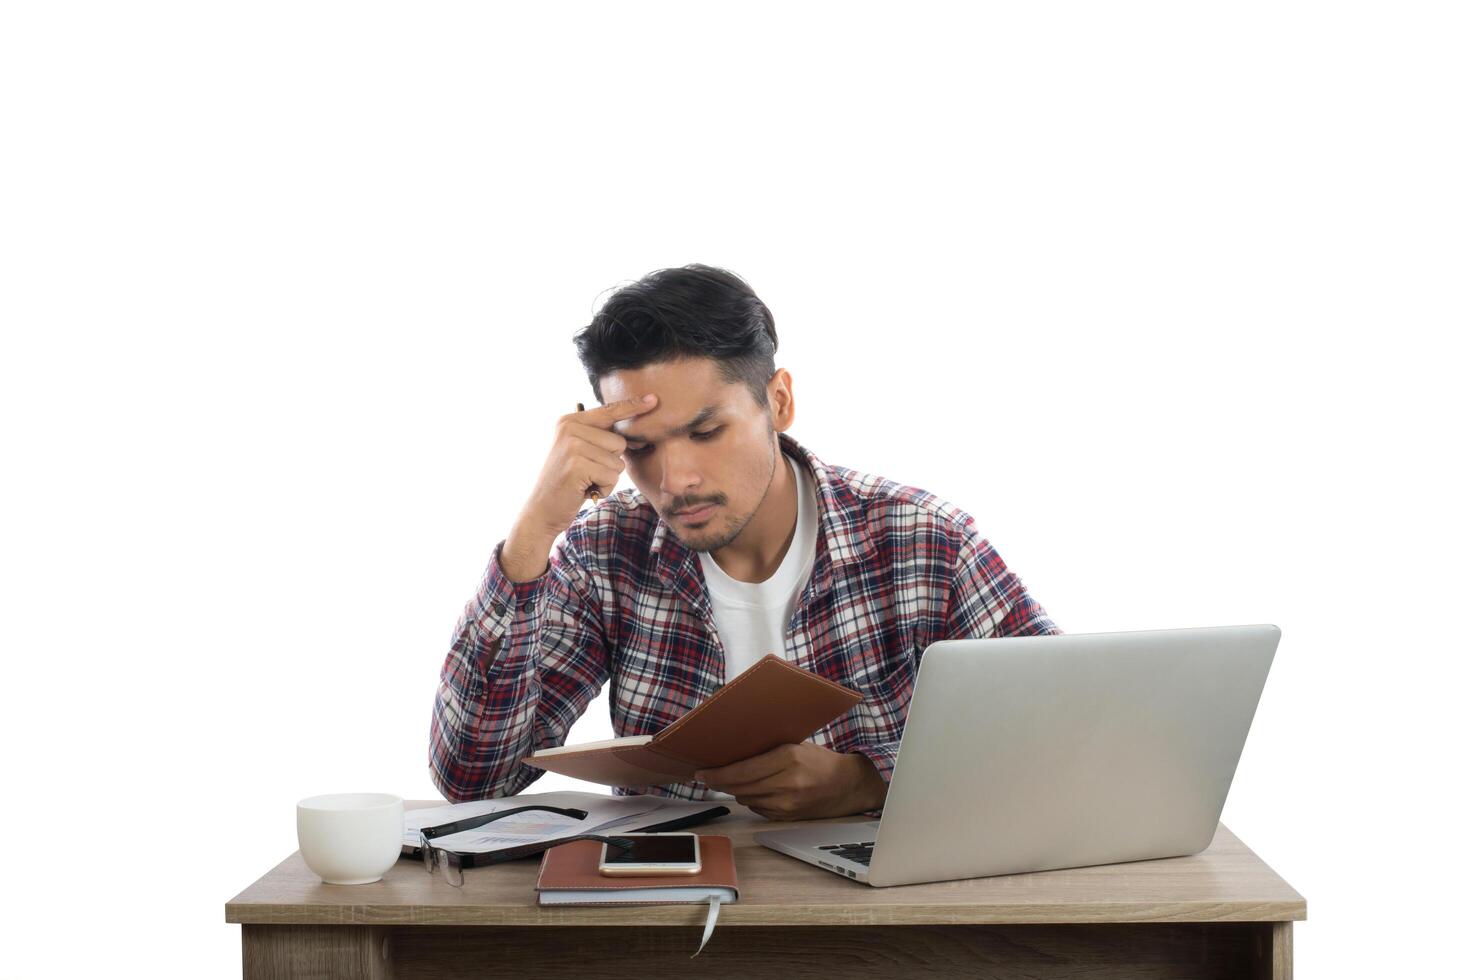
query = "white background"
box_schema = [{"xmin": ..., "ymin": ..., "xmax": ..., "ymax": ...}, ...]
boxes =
[{"xmin": 2, "ymin": 2, "xmax": 1465, "ymax": 976}]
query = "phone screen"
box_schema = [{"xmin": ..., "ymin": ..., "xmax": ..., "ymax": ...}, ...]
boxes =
[{"xmin": 604, "ymin": 836, "xmax": 697, "ymax": 864}]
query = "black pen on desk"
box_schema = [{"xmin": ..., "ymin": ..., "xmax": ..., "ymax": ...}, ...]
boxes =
[{"xmin": 575, "ymin": 402, "xmax": 603, "ymax": 502}]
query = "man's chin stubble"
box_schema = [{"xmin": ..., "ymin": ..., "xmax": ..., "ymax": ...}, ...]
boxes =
[
  {"xmin": 677, "ymin": 516, "xmax": 747, "ymax": 554},
  {"xmin": 685, "ymin": 527, "xmax": 739, "ymax": 553}
]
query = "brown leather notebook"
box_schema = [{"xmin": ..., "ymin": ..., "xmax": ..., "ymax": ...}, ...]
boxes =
[
  {"xmin": 536, "ymin": 835, "xmax": 739, "ymax": 904},
  {"xmin": 522, "ymin": 654, "xmax": 863, "ymax": 788}
]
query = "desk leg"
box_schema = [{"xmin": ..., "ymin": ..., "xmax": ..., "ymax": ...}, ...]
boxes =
[
  {"xmin": 241, "ymin": 925, "xmax": 393, "ymax": 980},
  {"xmin": 1251, "ymin": 921, "xmax": 1293, "ymax": 980}
]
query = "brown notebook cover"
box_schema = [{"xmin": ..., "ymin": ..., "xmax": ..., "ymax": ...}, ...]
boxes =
[
  {"xmin": 522, "ymin": 654, "xmax": 863, "ymax": 787},
  {"xmin": 536, "ymin": 835, "xmax": 739, "ymax": 903}
]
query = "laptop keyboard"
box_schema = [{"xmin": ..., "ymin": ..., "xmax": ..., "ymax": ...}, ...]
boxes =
[{"xmin": 819, "ymin": 841, "xmax": 875, "ymax": 866}]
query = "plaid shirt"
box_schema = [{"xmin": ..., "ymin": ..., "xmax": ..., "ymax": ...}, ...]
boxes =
[{"xmin": 429, "ymin": 432, "xmax": 1061, "ymax": 809}]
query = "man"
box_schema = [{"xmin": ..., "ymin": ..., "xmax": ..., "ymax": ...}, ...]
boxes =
[{"xmin": 429, "ymin": 264, "xmax": 1061, "ymax": 820}]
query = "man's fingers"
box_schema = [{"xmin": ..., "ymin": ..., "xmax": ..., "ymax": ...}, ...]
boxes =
[
  {"xmin": 567, "ymin": 424, "xmax": 629, "ymax": 454},
  {"xmin": 583, "ymin": 467, "xmax": 622, "ymax": 493},
  {"xmin": 696, "ymin": 746, "xmax": 789, "ymax": 788},
  {"xmin": 579, "ymin": 394, "xmax": 658, "ymax": 428},
  {"xmin": 573, "ymin": 447, "xmax": 626, "ymax": 477},
  {"xmin": 740, "ymin": 793, "xmax": 801, "ymax": 821},
  {"xmin": 713, "ymin": 775, "xmax": 786, "ymax": 797}
]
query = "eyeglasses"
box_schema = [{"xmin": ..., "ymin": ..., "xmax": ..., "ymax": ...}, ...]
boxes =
[
  {"xmin": 419, "ymin": 804, "xmax": 586, "ymax": 886},
  {"xmin": 417, "ymin": 804, "xmax": 640, "ymax": 887}
]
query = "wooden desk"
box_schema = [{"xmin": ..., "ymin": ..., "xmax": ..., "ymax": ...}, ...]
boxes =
[{"xmin": 226, "ymin": 800, "xmax": 1305, "ymax": 979}]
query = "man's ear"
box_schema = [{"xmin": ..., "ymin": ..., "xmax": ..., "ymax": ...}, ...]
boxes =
[{"xmin": 767, "ymin": 368, "xmax": 795, "ymax": 433}]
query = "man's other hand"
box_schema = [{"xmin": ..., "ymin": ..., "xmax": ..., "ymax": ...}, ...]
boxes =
[{"xmin": 694, "ymin": 743, "xmax": 888, "ymax": 821}]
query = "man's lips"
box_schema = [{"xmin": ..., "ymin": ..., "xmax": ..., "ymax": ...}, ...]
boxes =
[{"xmin": 673, "ymin": 503, "xmax": 719, "ymax": 522}]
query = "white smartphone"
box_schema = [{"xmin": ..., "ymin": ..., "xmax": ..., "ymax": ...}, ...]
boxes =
[{"xmin": 597, "ymin": 833, "xmax": 702, "ymax": 876}]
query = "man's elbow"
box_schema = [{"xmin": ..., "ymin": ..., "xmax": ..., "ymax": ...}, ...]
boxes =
[
  {"xmin": 428, "ymin": 756, "xmax": 538, "ymax": 804},
  {"xmin": 427, "ymin": 756, "xmax": 483, "ymax": 804}
]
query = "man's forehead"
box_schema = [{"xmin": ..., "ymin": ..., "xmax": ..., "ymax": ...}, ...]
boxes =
[{"xmin": 614, "ymin": 403, "xmax": 723, "ymax": 442}]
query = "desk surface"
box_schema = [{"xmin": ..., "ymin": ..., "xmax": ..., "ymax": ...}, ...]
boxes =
[{"xmin": 226, "ymin": 800, "xmax": 1306, "ymax": 929}]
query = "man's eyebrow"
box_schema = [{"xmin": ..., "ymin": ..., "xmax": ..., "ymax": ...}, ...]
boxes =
[{"xmin": 620, "ymin": 406, "xmax": 721, "ymax": 444}]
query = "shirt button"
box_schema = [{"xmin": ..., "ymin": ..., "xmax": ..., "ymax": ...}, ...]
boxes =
[{"xmin": 492, "ymin": 601, "xmax": 507, "ymax": 618}]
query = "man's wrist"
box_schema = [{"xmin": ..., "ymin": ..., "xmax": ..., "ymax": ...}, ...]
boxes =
[
  {"xmin": 846, "ymin": 751, "xmax": 888, "ymax": 813},
  {"xmin": 500, "ymin": 522, "xmax": 557, "ymax": 583}
]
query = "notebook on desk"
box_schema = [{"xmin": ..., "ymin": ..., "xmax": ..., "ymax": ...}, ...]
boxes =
[
  {"xmin": 535, "ymin": 835, "xmax": 739, "ymax": 906},
  {"xmin": 537, "ymin": 835, "xmax": 740, "ymax": 956}
]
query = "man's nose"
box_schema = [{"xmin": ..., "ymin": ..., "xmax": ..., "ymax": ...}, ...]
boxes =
[{"xmin": 659, "ymin": 445, "xmax": 703, "ymax": 496}]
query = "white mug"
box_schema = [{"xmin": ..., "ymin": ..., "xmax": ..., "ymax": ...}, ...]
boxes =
[{"xmin": 296, "ymin": 792, "xmax": 404, "ymax": 884}]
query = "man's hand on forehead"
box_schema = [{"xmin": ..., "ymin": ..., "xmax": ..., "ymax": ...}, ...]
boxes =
[{"xmin": 497, "ymin": 392, "xmax": 658, "ymax": 582}]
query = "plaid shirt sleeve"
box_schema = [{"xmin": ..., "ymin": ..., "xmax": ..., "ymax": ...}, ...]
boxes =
[
  {"xmin": 428, "ymin": 530, "xmax": 609, "ymax": 802},
  {"xmin": 848, "ymin": 515, "xmax": 1062, "ymax": 795}
]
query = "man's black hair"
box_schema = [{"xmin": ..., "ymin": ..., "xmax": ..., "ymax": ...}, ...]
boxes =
[{"xmin": 573, "ymin": 264, "xmax": 778, "ymax": 405}]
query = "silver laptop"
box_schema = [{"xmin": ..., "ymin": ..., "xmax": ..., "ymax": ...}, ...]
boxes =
[{"xmin": 754, "ymin": 625, "xmax": 1279, "ymax": 887}]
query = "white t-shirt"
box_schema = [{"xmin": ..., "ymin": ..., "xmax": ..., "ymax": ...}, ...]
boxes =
[
  {"xmin": 696, "ymin": 453, "xmax": 819, "ymax": 802},
  {"xmin": 698, "ymin": 452, "xmax": 819, "ymax": 685}
]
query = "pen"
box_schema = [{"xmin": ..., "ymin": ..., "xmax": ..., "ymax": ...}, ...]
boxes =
[{"xmin": 575, "ymin": 402, "xmax": 602, "ymax": 502}]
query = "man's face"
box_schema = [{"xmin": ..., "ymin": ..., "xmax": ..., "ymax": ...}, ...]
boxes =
[{"xmin": 601, "ymin": 357, "xmax": 788, "ymax": 552}]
